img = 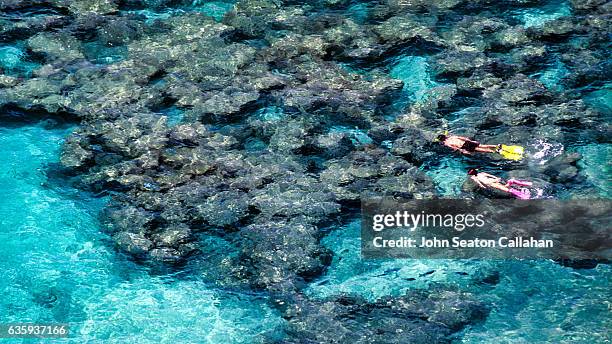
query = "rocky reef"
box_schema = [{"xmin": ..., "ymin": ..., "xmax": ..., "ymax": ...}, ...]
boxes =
[{"xmin": 1, "ymin": 0, "xmax": 610, "ymax": 341}]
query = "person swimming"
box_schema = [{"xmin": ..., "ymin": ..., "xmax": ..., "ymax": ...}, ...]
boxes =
[
  {"xmin": 467, "ymin": 169, "xmax": 532, "ymax": 199},
  {"xmin": 436, "ymin": 134, "xmax": 500, "ymax": 155},
  {"xmin": 436, "ymin": 133, "xmax": 525, "ymax": 160}
]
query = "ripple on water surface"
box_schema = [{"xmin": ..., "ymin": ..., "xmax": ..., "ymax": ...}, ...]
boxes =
[{"xmin": 0, "ymin": 123, "xmax": 283, "ymax": 343}]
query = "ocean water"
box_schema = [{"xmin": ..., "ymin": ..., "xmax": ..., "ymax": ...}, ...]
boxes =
[
  {"xmin": 0, "ymin": 43, "xmax": 40, "ymax": 77},
  {"xmin": 308, "ymin": 221, "xmax": 612, "ymax": 343},
  {"xmin": 122, "ymin": 1, "xmax": 234, "ymax": 23},
  {"xmin": 422, "ymin": 157, "xmax": 468, "ymax": 197},
  {"xmin": 329, "ymin": 125, "xmax": 373, "ymax": 146},
  {"xmin": 192, "ymin": 1, "xmax": 235, "ymax": 21},
  {"xmin": 1, "ymin": 1, "xmax": 610, "ymax": 343},
  {"xmin": 0, "ymin": 123, "xmax": 283, "ymax": 343},
  {"xmin": 574, "ymin": 144, "xmax": 611, "ymax": 198},
  {"xmin": 390, "ymin": 55, "xmax": 440, "ymax": 103},
  {"xmin": 536, "ymin": 59, "xmax": 569, "ymax": 91},
  {"xmin": 516, "ymin": 0, "xmax": 572, "ymax": 28}
]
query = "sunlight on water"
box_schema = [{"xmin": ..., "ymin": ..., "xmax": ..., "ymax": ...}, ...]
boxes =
[
  {"xmin": 0, "ymin": 46, "xmax": 24, "ymax": 70},
  {"xmin": 123, "ymin": 1, "xmax": 234, "ymax": 23},
  {"xmin": 0, "ymin": 124, "xmax": 283, "ymax": 343}
]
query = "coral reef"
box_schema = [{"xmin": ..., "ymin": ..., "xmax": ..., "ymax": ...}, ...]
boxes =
[{"xmin": 1, "ymin": 0, "xmax": 610, "ymax": 341}]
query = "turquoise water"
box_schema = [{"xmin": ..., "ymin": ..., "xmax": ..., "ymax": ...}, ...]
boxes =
[
  {"xmin": 584, "ymin": 85, "xmax": 612, "ymax": 117},
  {"xmin": 123, "ymin": 1, "xmax": 234, "ymax": 23},
  {"xmin": 390, "ymin": 55, "xmax": 440, "ymax": 103},
  {"xmin": 0, "ymin": 43, "xmax": 40, "ymax": 77},
  {"xmin": 255, "ymin": 106, "xmax": 285, "ymax": 122},
  {"xmin": 0, "ymin": 123, "xmax": 283, "ymax": 343},
  {"xmin": 537, "ymin": 59, "xmax": 569, "ymax": 91},
  {"xmin": 158, "ymin": 105, "xmax": 186, "ymax": 126},
  {"xmin": 82, "ymin": 42, "xmax": 128, "ymax": 65},
  {"xmin": 192, "ymin": 1, "xmax": 235, "ymax": 21},
  {"xmin": 516, "ymin": 1, "xmax": 572, "ymax": 28},
  {"xmin": 422, "ymin": 157, "xmax": 468, "ymax": 197}
]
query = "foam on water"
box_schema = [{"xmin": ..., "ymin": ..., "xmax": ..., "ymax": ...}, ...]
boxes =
[
  {"xmin": 528, "ymin": 139, "xmax": 565, "ymax": 166},
  {"xmin": 0, "ymin": 123, "xmax": 283, "ymax": 343}
]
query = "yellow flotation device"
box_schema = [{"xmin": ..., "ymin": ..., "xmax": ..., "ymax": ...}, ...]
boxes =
[{"xmin": 498, "ymin": 144, "xmax": 524, "ymax": 160}]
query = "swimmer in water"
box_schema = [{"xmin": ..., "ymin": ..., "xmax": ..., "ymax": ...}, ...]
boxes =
[
  {"xmin": 467, "ymin": 169, "xmax": 533, "ymax": 199},
  {"xmin": 436, "ymin": 134, "xmax": 500, "ymax": 155}
]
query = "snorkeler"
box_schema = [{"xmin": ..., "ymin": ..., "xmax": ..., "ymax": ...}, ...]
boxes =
[
  {"xmin": 436, "ymin": 133, "xmax": 524, "ymax": 160},
  {"xmin": 436, "ymin": 134, "xmax": 499, "ymax": 154},
  {"xmin": 467, "ymin": 169, "xmax": 533, "ymax": 199}
]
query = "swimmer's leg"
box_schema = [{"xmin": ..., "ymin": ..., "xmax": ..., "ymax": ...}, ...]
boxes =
[
  {"xmin": 509, "ymin": 188, "xmax": 531, "ymax": 199},
  {"xmin": 507, "ymin": 179, "xmax": 533, "ymax": 187},
  {"xmin": 475, "ymin": 146, "xmax": 498, "ymax": 153}
]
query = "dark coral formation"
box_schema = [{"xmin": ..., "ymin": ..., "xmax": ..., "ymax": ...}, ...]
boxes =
[{"xmin": 1, "ymin": 0, "xmax": 610, "ymax": 341}]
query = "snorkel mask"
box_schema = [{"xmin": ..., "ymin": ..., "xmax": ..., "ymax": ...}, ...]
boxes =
[{"xmin": 433, "ymin": 130, "xmax": 449, "ymax": 142}]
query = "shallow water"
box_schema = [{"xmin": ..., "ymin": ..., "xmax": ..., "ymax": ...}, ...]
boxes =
[
  {"xmin": 516, "ymin": 0, "xmax": 572, "ymax": 28},
  {"xmin": 0, "ymin": 123, "xmax": 283, "ymax": 343},
  {"xmin": 0, "ymin": 43, "xmax": 40, "ymax": 77},
  {"xmin": 390, "ymin": 55, "xmax": 441, "ymax": 107},
  {"xmin": 422, "ymin": 157, "xmax": 468, "ymax": 197}
]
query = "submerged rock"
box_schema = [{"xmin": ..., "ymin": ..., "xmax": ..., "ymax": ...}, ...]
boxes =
[{"xmin": 279, "ymin": 290, "xmax": 489, "ymax": 343}]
